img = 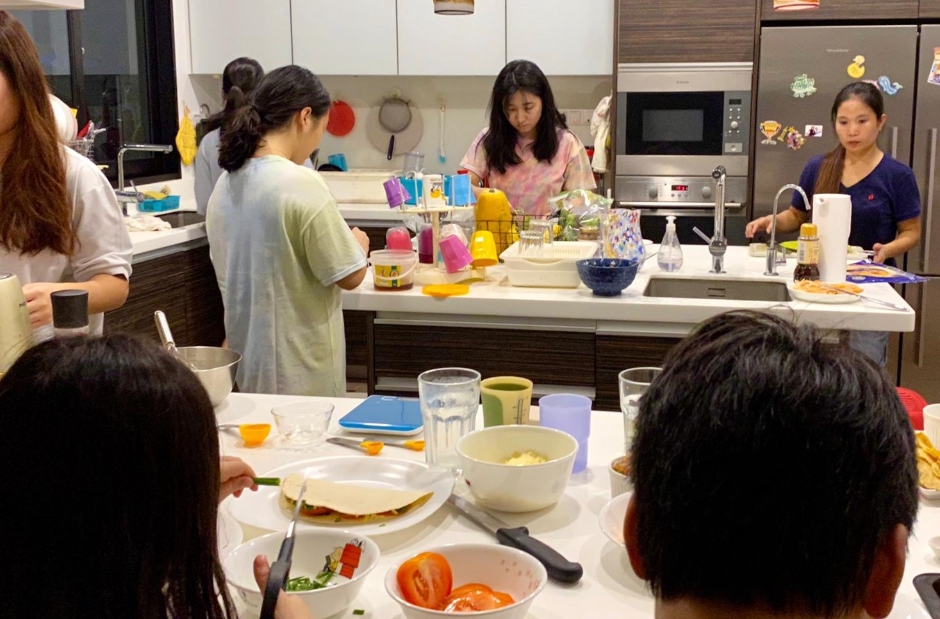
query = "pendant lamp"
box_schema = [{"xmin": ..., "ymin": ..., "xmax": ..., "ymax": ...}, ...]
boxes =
[{"xmin": 434, "ymin": 0, "xmax": 474, "ymax": 15}]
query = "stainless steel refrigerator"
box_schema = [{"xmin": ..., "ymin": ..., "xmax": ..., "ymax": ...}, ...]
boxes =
[{"xmin": 754, "ymin": 25, "xmax": 940, "ymax": 401}]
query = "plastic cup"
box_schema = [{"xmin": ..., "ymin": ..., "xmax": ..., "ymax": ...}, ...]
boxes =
[
  {"xmin": 271, "ymin": 401, "xmax": 334, "ymax": 446},
  {"xmin": 538, "ymin": 394, "xmax": 591, "ymax": 474},
  {"xmin": 445, "ymin": 174, "xmax": 473, "ymax": 206},
  {"xmin": 385, "ymin": 226, "xmax": 413, "ymax": 251},
  {"xmin": 438, "ymin": 235, "xmax": 474, "ymax": 273},
  {"xmin": 619, "ymin": 367, "xmax": 662, "ymax": 454},
  {"xmin": 925, "ymin": 404, "xmax": 940, "ymax": 448},
  {"xmin": 418, "ymin": 368, "xmax": 481, "ymax": 471},
  {"xmin": 383, "ymin": 177, "xmax": 411, "ymax": 208},
  {"xmin": 327, "ymin": 153, "xmax": 347, "ymax": 171},
  {"xmin": 481, "ymin": 376, "xmax": 533, "ymax": 427},
  {"xmin": 469, "ymin": 230, "xmax": 498, "ymax": 268}
]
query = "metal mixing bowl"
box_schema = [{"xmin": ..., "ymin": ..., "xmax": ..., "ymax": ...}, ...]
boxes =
[{"xmin": 177, "ymin": 346, "xmax": 241, "ymax": 407}]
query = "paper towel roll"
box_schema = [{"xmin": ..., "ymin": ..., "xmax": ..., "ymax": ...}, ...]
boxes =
[{"xmin": 812, "ymin": 193, "xmax": 852, "ymax": 283}]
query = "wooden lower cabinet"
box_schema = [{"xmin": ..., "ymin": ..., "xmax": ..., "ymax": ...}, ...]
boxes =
[
  {"xmin": 594, "ymin": 335, "xmax": 682, "ymax": 411},
  {"xmin": 104, "ymin": 244, "xmax": 224, "ymax": 347},
  {"xmin": 343, "ymin": 310, "xmax": 373, "ymax": 383}
]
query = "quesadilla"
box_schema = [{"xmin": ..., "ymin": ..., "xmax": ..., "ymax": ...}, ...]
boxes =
[{"xmin": 279, "ymin": 473, "xmax": 433, "ymax": 524}]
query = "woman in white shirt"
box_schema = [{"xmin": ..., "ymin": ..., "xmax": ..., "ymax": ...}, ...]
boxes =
[
  {"xmin": 208, "ymin": 65, "xmax": 369, "ymax": 396},
  {"xmin": 0, "ymin": 12, "xmax": 132, "ymax": 338}
]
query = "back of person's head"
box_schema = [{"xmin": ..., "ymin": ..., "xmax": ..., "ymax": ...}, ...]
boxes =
[
  {"xmin": 218, "ymin": 64, "xmax": 330, "ymax": 172},
  {"xmin": 204, "ymin": 56, "xmax": 264, "ymax": 133},
  {"xmin": 0, "ymin": 11, "xmax": 72, "ymax": 257},
  {"xmin": 482, "ymin": 59, "xmax": 567, "ymax": 173},
  {"xmin": 815, "ymin": 81, "xmax": 885, "ymax": 194},
  {"xmin": 0, "ymin": 335, "xmax": 234, "ymax": 619},
  {"xmin": 627, "ymin": 311, "xmax": 917, "ymax": 617}
]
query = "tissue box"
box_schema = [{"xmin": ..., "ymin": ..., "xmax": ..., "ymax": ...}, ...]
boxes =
[{"xmin": 138, "ymin": 195, "xmax": 180, "ymax": 212}]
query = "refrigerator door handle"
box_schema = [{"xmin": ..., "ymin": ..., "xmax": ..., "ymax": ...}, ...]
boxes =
[
  {"xmin": 923, "ymin": 129, "xmax": 937, "ymax": 274},
  {"xmin": 918, "ymin": 288, "xmax": 929, "ymax": 368},
  {"xmin": 890, "ymin": 126, "xmax": 899, "ymax": 160}
]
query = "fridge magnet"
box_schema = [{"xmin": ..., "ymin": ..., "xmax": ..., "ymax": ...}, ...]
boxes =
[
  {"xmin": 877, "ymin": 76, "xmax": 903, "ymax": 95},
  {"xmin": 782, "ymin": 126, "xmax": 806, "ymax": 151},
  {"xmin": 760, "ymin": 120, "xmax": 782, "ymax": 145},
  {"xmin": 847, "ymin": 55, "xmax": 866, "ymax": 79},
  {"xmin": 927, "ymin": 48, "xmax": 940, "ymax": 86},
  {"xmin": 773, "ymin": 0, "xmax": 820, "ymax": 10},
  {"xmin": 805, "ymin": 125, "xmax": 823, "ymax": 137},
  {"xmin": 790, "ymin": 74, "xmax": 818, "ymax": 98}
]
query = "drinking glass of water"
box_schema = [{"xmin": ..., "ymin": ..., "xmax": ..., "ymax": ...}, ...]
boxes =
[
  {"xmin": 418, "ymin": 367, "xmax": 481, "ymax": 472},
  {"xmin": 619, "ymin": 367, "xmax": 662, "ymax": 454}
]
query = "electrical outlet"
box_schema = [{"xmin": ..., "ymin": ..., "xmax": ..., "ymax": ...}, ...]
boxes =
[{"xmin": 567, "ymin": 109, "xmax": 582, "ymax": 124}]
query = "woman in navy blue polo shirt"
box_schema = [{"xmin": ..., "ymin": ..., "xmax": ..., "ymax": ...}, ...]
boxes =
[{"xmin": 747, "ymin": 81, "xmax": 921, "ymax": 366}]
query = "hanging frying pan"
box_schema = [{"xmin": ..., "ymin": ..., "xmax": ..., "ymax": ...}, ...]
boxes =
[{"xmin": 326, "ymin": 100, "xmax": 355, "ymax": 137}]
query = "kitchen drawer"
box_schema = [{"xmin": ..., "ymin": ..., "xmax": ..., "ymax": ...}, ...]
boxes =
[
  {"xmin": 594, "ymin": 334, "xmax": 682, "ymax": 411},
  {"xmin": 372, "ymin": 324, "xmax": 595, "ymax": 393}
]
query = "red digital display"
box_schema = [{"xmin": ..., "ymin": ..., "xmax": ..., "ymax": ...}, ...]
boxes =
[{"xmin": 671, "ymin": 184, "xmax": 690, "ymax": 192}]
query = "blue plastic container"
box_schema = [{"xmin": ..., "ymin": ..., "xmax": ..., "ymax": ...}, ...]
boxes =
[{"xmin": 138, "ymin": 195, "xmax": 180, "ymax": 212}]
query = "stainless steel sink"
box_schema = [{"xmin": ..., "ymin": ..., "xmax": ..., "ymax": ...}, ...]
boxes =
[
  {"xmin": 643, "ymin": 277, "xmax": 791, "ymax": 302},
  {"xmin": 155, "ymin": 211, "xmax": 205, "ymax": 228}
]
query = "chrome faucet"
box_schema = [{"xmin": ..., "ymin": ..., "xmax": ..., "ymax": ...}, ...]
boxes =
[
  {"xmin": 765, "ymin": 184, "xmax": 811, "ymax": 276},
  {"xmin": 117, "ymin": 143, "xmax": 174, "ymax": 192},
  {"xmin": 693, "ymin": 165, "xmax": 728, "ymax": 274}
]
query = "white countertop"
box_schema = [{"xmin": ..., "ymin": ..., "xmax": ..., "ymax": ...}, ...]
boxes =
[
  {"xmin": 217, "ymin": 393, "xmax": 940, "ymax": 619},
  {"xmin": 342, "ymin": 245, "xmax": 916, "ymax": 333}
]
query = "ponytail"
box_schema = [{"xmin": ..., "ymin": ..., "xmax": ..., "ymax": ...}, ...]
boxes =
[
  {"xmin": 814, "ymin": 145, "xmax": 846, "ymax": 195},
  {"xmin": 218, "ymin": 86, "xmax": 263, "ymax": 172}
]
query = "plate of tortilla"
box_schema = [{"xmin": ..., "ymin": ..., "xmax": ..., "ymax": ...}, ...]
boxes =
[{"xmin": 227, "ymin": 456, "xmax": 455, "ymax": 535}]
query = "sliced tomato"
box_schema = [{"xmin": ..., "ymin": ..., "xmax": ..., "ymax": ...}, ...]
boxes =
[
  {"xmin": 396, "ymin": 552, "xmax": 453, "ymax": 610},
  {"xmin": 439, "ymin": 583, "xmax": 515, "ymax": 612},
  {"xmin": 300, "ymin": 504, "xmax": 331, "ymax": 517}
]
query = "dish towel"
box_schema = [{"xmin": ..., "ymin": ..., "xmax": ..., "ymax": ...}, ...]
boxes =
[
  {"xmin": 590, "ymin": 95, "xmax": 611, "ymax": 174},
  {"xmin": 125, "ymin": 215, "xmax": 172, "ymax": 232}
]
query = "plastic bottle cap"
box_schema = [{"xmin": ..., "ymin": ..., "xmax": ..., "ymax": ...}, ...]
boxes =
[
  {"xmin": 665, "ymin": 215, "xmax": 676, "ymax": 231},
  {"xmin": 800, "ymin": 223, "xmax": 818, "ymax": 236},
  {"xmin": 51, "ymin": 289, "xmax": 89, "ymax": 329}
]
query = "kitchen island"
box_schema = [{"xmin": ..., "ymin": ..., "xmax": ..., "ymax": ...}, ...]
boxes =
[{"xmin": 343, "ymin": 244, "xmax": 914, "ymax": 409}]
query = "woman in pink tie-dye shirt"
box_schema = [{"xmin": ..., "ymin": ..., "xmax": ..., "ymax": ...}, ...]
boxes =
[{"xmin": 460, "ymin": 60, "xmax": 596, "ymax": 217}]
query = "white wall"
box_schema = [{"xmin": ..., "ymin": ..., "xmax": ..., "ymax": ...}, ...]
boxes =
[{"xmin": 173, "ymin": 0, "xmax": 612, "ymax": 177}]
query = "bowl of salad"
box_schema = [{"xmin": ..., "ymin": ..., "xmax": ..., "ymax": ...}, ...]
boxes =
[{"xmin": 222, "ymin": 528, "xmax": 380, "ymax": 616}]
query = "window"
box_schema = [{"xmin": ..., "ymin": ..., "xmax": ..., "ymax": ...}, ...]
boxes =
[{"xmin": 13, "ymin": 0, "xmax": 179, "ymax": 186}]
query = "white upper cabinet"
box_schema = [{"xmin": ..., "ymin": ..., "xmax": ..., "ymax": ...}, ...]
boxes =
[
  {"xmin": 292, "ymin": 0, "xmax": 398, "ymax": 75},
  {"xmin": 397, "ymin": 0, "xmax": 506, "ymax": 76},
  {"xmin": 507, "ymin": 0, "xmax": 614, "ymax": 75},
  {"xmin": 189, "ymin": 0, "xmax": 292, "ymax": 74}
]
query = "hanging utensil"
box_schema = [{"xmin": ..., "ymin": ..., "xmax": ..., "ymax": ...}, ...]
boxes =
[
  {"xmin": 378, "ymin": 95, "xmax": 413, "ymax": 161},
  {"xmin": 327, "ymin": 100, "xmax": 356, "ymax": 137},
  {"xmin": 438, "ymin": 97, "xmax": 446, "ymax": 164},
  {"xmin": 260, "ymin": 477, "xmax": 309, "ymax": 619},
  {"xmin": 153, "ymin": 311, "xmax": 199, "ymax": 371}
]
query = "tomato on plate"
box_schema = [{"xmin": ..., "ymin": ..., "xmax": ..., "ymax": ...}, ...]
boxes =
[
  {"xmin": 396, "ymin": 552, "xmax": 454, "ymax": 610},
  {"xmin": 439, "ymin": 583, "xmax": 515, "ymax": 612}
]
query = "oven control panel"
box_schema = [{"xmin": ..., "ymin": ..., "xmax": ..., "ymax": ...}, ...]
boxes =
[
  {"xmin": 616, "ymin": 176, "xmax": 748, "ymax": 211},
  {"xmin": 723, "ymin": 91, "xmax": 750, "ymax": 155}
]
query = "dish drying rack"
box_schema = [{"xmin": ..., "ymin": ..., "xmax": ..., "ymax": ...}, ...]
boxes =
[{"xmin": 67, "ymin": 127, "xmax": 107, "ymax": 162}]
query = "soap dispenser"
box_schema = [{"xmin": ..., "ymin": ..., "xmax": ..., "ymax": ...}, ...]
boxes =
[{"xmin": 657, "ymin": 215, "xmax": 683, "ymax": 272}]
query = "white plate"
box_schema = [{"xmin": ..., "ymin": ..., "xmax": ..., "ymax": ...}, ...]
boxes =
[
  {"xmin": 921, "ymin": 487, "xmax": 940, "ymax": 500},
  {"xmin": 788, "ymin": 284, "xmax": 860, "ymax": 304},
  {"xmin": 598, "ymin": 491, "xmax": 632, "ymax": 546},
  {"xmin": 887, "ymin": 592, "xmax": 930, "ymax": 619},
  {"xmin": 228, "ymin": 456, "xmax": 455, "ymax": 536},
  {"xmin": 217, "ymin": 505, "xmax": 244, "ymax": 559}
]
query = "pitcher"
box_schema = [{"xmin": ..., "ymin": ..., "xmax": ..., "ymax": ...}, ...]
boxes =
[{"xmin": 604, "ymin": 208, "xmax": 645, "ymax": 261}]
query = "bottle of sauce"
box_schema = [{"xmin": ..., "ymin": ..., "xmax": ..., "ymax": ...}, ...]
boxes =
[{"xmin": 794, "ymin": 223, "xmax": 820, "ymax": 282}]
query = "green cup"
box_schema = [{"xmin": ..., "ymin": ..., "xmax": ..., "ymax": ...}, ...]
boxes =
[{"xmin": 481, "ymin": 376, "xmax": 533, "ymax": 427}]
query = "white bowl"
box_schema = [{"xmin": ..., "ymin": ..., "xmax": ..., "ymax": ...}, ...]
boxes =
[
  {"xmin": 222, "ymin": 529, "xmax": 380, "ymax": 616},
  {"xmin": 608, "ymin": 455, "xmax": 633, "ymax": 497},
  {"xmin": 385, "ymin": 543, "xmax": 547, "ymax": 619},
  {"xmin": 456, "ymin": 425, "xmax": 578, "ymax": 512},
  {"xmin": 930, "ymin": 536, "xmax": 940, "ymax": 560}
]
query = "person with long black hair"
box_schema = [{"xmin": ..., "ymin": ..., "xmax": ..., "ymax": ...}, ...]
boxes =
[
  {"xmin": 460, "ymin": 60, "xmax": 595, "ymax": 217},
  {"xmin": 208, "ymin": 65, "xmax": 369, "ymax": 396}
]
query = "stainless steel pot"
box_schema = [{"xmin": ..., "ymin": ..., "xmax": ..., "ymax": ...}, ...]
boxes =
[{"xmin": 176, "ymin": 346, "xmax": 242, "ymax": 407}]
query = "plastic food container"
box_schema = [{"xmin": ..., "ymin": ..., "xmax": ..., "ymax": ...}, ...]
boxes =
[
  {"xmin": 370, "ymin": 249, "xmax": 417, "ymax": 291},
  {"xmin": 499, "ymin": 241, "xmax": 599, "ymax": 288},
  {"xmin": 138, "ymin": 195, "xmax": 181, "ymax": 212}
]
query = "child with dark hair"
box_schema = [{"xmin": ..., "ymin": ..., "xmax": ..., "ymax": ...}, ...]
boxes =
[
  {"xmin": 460, "ymin": 59, "xmax": 595, "ymax": 216},
  {"xmin": 625, "ymin": 310, "xmax": 918, "ymax": 619}
]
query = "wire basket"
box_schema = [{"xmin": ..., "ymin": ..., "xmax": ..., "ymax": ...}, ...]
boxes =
[
  {"xmin": 67, "ymin": 138, "xmax": 95, "ymax": 161},
  {"xmin": 474, "ymin": 213, "xmax": 555, "ymax": 255}
]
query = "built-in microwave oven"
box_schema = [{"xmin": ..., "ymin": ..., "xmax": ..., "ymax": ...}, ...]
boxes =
[{"xmin": 615, "ymin": 63, "xmax": 752, "ymax": 178}]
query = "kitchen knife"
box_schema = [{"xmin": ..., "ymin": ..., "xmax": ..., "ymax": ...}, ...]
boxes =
[
  {"xmin": 260, "ymin": 478, "xmax": 308, "ymax": 619},
  {"xmin": 447, "ymin": 494, "xmax": 583, "ymax": 584},
  {"xmin": 914, "ymin": 573, "xmax": 940, "ymax": 619}
]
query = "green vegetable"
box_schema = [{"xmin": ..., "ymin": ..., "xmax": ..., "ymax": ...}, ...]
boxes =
[
  {"xmin": 252, "ymin": 477, "xmax": 280, "ymax": 486},
  {"xmin": 353, "ymin": 611, "xmax": 365, "ymax": 616},
  {"xmin": 286, "ymin": 570, "xmax": 335, "ymax": 592}
]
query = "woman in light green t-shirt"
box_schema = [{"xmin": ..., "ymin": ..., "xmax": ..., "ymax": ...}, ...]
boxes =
[{"xmin": 207, "ymin": 65, "xmax": 369, "ymax": 396}]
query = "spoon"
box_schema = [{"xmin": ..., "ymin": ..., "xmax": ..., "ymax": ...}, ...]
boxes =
[
  {"xmin": 326, "ymin": 436, "xmax": 426, "ymax": 456},
  {"xmin": 218, "ymin": 423, "xmax": 272, "ymax": 446},
  {"xmin": 153, "ymin": 310, "xmax": 199, "ymax": 371}
]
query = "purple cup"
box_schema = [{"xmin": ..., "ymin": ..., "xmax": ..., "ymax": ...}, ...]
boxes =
[
  {"xmin": 438, "ymin": 234, "xmax": 474, "ymax": 273},
  {"xmin": 383, "ymin": 177, "xmax": 411, "ymax": 208},
  {"xmin": 538, "ymin": 394, "xmax": 592, "ymax": 474}
]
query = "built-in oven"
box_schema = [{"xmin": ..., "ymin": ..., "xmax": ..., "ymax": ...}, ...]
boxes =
[{"xmin": 615, "ymin": 63, "xmax": 752, "ymax": 245}]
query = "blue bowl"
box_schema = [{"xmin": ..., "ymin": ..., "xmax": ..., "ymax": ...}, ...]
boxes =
[{"xmin": 576, "ymin": 258, "xmax": 639, "ymax": 296}]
